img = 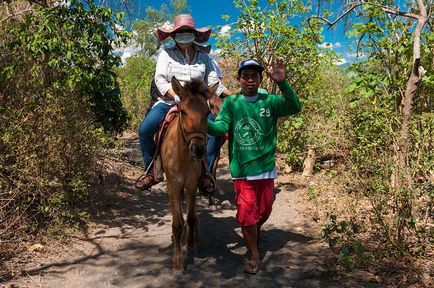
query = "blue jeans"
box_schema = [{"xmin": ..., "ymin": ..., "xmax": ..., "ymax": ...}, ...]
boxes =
[
  {"xmin": 206, "ymin": 113, "xmax": 223, "ymax": 172},
  {"xmin": 138, "ymin": 102, "xmax": 173, "ymax": 172}
]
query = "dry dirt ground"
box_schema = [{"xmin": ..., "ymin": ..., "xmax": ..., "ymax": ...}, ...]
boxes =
[{"xmin": 1, "ymin": 133, "xmax": 383, "ymax": 288}]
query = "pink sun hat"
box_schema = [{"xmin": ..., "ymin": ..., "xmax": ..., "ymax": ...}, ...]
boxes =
[{"xmin": 157, "ymin": 14, "xmax": 211, "ymax": 43}]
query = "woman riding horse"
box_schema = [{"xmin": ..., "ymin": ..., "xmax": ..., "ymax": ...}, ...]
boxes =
[{"xmin": 136, "ymin": 14, "xmax": 232, "ymax": 191}]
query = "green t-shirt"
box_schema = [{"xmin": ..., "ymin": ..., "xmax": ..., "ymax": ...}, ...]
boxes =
[{"xmin": 208, "ymin": 80, "xmax": 301, "ymax": 178}]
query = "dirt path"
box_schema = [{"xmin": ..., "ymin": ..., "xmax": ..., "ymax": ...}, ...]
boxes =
[{"xmin": 3, "ymin": 134, "xmax": 381, "ymax": 288}]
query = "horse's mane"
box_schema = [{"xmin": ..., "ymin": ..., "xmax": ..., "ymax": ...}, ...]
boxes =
[{"xmin": 183, "ymin": 79, "xmax": 208, "ymax": 96}]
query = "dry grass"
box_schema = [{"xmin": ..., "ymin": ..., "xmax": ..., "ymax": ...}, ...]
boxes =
[{"xmin": 303, "ymin": 163, "xmax": 433, "ymax": 287}]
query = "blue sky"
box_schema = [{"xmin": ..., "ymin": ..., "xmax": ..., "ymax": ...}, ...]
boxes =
[{"xmin": 126, "ymin": 0, "xmax": 356, "ymax": 65}]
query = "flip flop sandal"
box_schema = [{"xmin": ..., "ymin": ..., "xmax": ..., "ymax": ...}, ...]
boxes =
[{"xmin": 243, "ymin": 260, "xmax": 260, "ymax": 275}]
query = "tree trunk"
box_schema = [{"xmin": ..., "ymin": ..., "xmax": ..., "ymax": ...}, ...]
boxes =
[
  {"xmin": 395, "ymin": 8, "xmax": 428, "ymax": 190},
  {"xmin": 394, "ymin": 4, "xmax": 428, "ymax": 244},
  {"xmin": 302, "ymin": 146, "xmax": 316, "ymax": 178}
]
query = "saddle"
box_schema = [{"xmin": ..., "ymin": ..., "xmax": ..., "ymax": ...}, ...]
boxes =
[{"xmin": 146, "ymin": 106, "xmax": 179, "ymax": 181}]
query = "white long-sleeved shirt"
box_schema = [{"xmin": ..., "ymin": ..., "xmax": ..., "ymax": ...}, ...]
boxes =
[{"xmin": 155, "ymin": 44, "xmax": 227, "ymax": 103}]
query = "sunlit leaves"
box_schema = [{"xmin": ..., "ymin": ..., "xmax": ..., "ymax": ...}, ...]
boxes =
[
  {"xmin": 130, "ymin": 0, "xmax": 189, "ymax": 57},
  {"xmin": 0, "ymin": 0, "xmax": 133, "ymax": 238}
]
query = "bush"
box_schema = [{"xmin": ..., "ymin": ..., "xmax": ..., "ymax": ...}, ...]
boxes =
[
  {"xmin": 0, "ymin": 1, "xmax": 129, "ymax": 240},
  {"xmin": 115, "ymin": 54, "xmax": 156, "ymax": 130}
]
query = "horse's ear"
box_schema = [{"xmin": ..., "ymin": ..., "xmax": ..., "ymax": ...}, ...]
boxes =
[
  {"xmin": 207, "ymin": 82, "xmax": 219, "ymax": 100},
  {"xmin": 171, "ymin": 77, "xmax": 183, "ymax": 96}
]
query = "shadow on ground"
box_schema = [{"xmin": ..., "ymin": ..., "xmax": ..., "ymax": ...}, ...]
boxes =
[{"xmin": 5, "ymin": 134, "xmax": 382, "ymax": 288}]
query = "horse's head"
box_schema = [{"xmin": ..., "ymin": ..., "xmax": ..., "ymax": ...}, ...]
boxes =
[{"xmin": 171, "ymin": 77, "xmax": 218, "ymax": 160}]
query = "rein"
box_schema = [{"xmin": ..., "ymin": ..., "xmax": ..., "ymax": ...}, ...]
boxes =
[{"xmin": 177, "ymin": 108, "xmax": 207, "ymax": 144}]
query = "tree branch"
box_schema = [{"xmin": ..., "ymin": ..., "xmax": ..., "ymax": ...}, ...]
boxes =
[
  {"xmin": 1, "ymin": 2, "xmax": 34, "ymax": 23},
  {"xmin": 308, "ymin": 1, "xmax": 421, "ymax": 32},
  {"xmin": 346, "ymin": 1, "xmax": 420, "ymax": 19},
  {"xmin": 28, "ymin": 0, "xmax": 49, "ymax": 7},
  {"xmin": 308, "ymin": 3, "xmax": 361, "ymax": 30}
]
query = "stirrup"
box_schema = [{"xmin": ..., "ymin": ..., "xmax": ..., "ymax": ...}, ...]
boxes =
[
  {"xmin": 135, "ymin": 174, "xmax": 159, "ymax": 191},
  {"xmin": 198, "ymin": 173, "xmax": 216, "ymax": 196}
]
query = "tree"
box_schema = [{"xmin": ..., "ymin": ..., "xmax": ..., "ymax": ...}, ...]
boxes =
[
  {"xmin": 310, "ymin": 1, "xmax": 433, "ymax": 282},
  {"xmin": 115, "ymin": 55, "xmax": 156, "ymax": 128},
  {"xmin": 0, "ymin": 0, "xmax": 130, "ymax": 240},
  {"xmin": 217, "ymin": 0, "xmax": 334, "ymax": 93},
  {"xmin": 131, "ymin": 0, "xmax": 190, "ymax": 56},
  {"xmin": 312, "ymin": 0, "xmax": 431, "ymax": 186}
]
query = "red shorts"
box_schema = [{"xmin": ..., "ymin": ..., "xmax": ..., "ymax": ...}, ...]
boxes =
[{"xmin": 233, "ymin": 179, "xmax": 275, "ymax": 227}]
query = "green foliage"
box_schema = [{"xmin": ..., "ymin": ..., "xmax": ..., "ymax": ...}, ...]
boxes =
[
  {"xmin": 218, "ymin": 0, "xmax": 331, "ymax": 89},
  {"xmin": 0, "ymin": 0, "xmax": 129, "ymax": 239},
  {"xmin": 278, "ymin": 64, "xmax": 350, "ymax": 168},
  {"xmin": 304, "ymin": 3, "xmax": 434, "ymax": 282},
  {"xmin": 1, "ymin": 0, "xmax": 130, "ymax": 133},
  {"xmin": 323, "ymin": 215, "xmax": 366, "ymax": 271},
  {"xmin": 341, "ymin": 9, "xmax": 433, "ymax": 260},
  {"xmin": 130, "ymin": 0, "xmax": 190, "ymax": 57},
  {"xmin": 115, "ymin": 54, "xmax": 156, "ymax": 129}
]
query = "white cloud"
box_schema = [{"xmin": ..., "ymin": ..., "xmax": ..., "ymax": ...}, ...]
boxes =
[
  {"xmin": 346, "ymin": 52, "xmax": 368, "ymax": 59},
  {"xmin": 115, "ymin": 24, "xmax": 124, "ymax": 31},
  {"xmin": 318, "ymin": 42, "xmax": 342, "ymax": 49},
  {"xmin": 333, "ymin": 58, "xmax": 347, "ymax": 66},
  {"xmin": 114, "ymin": 45, "xmax": 141, "ymax": 65},
  {"xmin": 219, "ymin": 25, "xmax": 231, "ymax": 36},
  {"xmin": 161, "ymin": 21, "xmax": 173, "ymax": 30},
  {"xmin": 209, "ymin": 48, "xmax": 222, "ymax": 59}
]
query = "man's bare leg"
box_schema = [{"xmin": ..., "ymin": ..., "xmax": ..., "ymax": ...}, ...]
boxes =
[
  {"xmin": 242, "ymin": 224, "xmax": 260, "ymax": 274},
  {"xmin": 256, "ymin": 217, "xmax": 269, "ymax": 246}
]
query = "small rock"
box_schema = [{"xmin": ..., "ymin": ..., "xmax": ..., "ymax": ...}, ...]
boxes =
[
  {"xmin": 284, "ymin": 164, "xmax": 292, "ymax": 173},
  {"xmin": 27, "ymin": 243, "xmax": 44, "ymax": 252}
]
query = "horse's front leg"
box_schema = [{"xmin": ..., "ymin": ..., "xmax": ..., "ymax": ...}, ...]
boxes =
[
  {"xmin": 186, "ymin": 179, "xmax": 199, "ymax": 253},
  {"xmin": 167, "ymin": 182, "xmax": 184, "ymax": 274}
]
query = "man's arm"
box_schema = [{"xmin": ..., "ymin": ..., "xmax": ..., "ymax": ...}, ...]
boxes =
[
  {"xmin": 207, "ymin": 99, "xmax": 231, "ymax": 136},
  {"xmin": 220, "ymin": 89, "xmax": 233, "ymax": 98},
  {"xmin": 277, "ymin": 80, "xmax": 301, "ymax": 114},
  {"xmin": 266, "ymin": 59, "xmax": 301, "ymax": 116}
]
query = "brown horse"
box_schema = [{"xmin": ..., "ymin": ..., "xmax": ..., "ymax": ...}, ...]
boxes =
[{"xmin": 160, "ymin": 77, "xmax": 217, "ymax": 274}]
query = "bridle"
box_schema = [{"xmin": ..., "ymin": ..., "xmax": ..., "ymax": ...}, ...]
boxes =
[{"xmin": 177, "ymin": 106, "xmax": 207, "ymax": 144}]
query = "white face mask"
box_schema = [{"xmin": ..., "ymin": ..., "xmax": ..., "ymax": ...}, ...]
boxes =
[{"xmin": 174, "ymin": 32, "xmax": 195, "ymax": 44}]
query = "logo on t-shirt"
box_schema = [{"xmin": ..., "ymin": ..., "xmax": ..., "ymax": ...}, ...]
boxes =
[{"xmin": 234, "ymin": 118, "xmax": 261, "ymax": 145}]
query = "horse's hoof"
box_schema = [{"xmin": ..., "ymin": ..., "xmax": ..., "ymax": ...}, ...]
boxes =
[
  {"xmin": 171, "ymin": 269, "xmax": 184, "ymax": 278},
  {"xmin": 187, "ymin": 246, "xmax": 198, "ymax": 256}
]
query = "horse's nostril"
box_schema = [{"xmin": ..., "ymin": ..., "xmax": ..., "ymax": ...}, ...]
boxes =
[{"xmin": 190, "ymin": 144, "xmax": 205, "ymax": 160}]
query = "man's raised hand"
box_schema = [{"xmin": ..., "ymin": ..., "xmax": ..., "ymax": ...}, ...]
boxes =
[{"xmin": 266, "ymin": 59, "xmax": 286, "ymax": 82}]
